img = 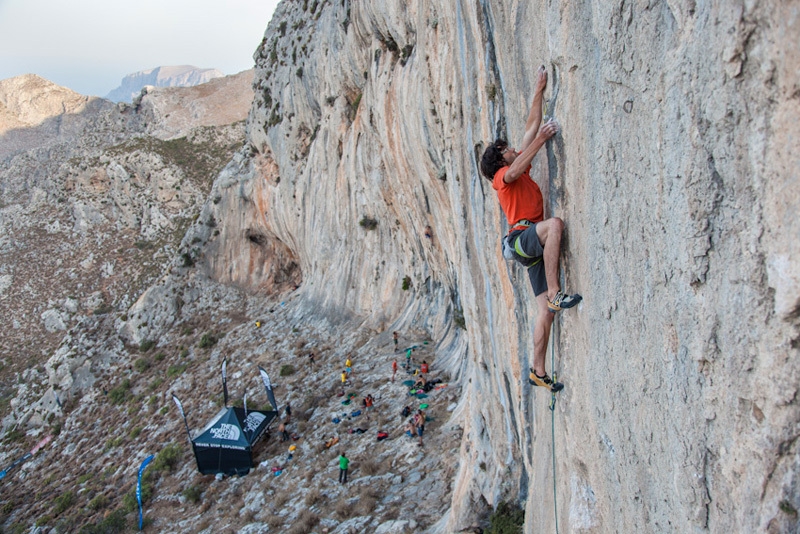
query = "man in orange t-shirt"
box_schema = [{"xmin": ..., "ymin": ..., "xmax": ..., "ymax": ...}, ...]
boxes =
[{"xmin": 479, "ymin": 66, "xmax": 581, "ymax": 392}]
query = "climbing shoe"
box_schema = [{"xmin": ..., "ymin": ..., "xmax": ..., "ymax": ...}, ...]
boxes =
[
  {"xmin": 547, "ymin": 291, "xmax": 582, "ymax": 313},
  {"xmin": 529, "ymin": 368, "xmax": 564, "ymax": 392}
]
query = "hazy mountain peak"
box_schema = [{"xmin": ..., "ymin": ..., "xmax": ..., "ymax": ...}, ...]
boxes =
[{"xmin": 105, "ymin": 65, "xmax": 225, "ymax": 102}]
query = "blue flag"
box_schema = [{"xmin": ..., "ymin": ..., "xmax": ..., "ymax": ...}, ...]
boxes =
[{"xmin": 137, "ymin": 454, "xmax": 155, "ymax": 530}]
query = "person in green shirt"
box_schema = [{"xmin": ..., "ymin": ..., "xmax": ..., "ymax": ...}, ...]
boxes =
[{"xmin": 338, "ymin": 452, "xmax": 349, "ymax": 484}]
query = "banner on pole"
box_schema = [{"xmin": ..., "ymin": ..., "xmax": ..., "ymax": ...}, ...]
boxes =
[
  {"xmin": 172, "ymin": 394, "xmax": 192, "ymax": 444},
  {"xmin": 137, "ymin": 454, "xmax": 155, "ymax": 531},
  {"xmin": 258, "ymin": 366, "xmax": 278, "ymax": 411},
  {"xmin": 222, "ymin": 359, "xmax": 229, "ymax": 407}
]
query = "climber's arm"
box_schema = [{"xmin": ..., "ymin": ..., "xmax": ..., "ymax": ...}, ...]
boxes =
[
  {"xmin": 520, "ymin": 66, "xmax": 547, "ymax": 152},
  {"xmin": 504, "ymin": 120, "xmax": 559, "ymax": 183}
]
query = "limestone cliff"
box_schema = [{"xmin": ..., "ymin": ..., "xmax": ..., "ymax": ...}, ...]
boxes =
[{"xmin": 204, "ymin": 0, "xmax": 799, "ymax": 532}]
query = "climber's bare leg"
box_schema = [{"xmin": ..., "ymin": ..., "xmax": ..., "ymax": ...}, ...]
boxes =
[
  {"xmin": 535, "ymin": 217, "xmax": 564, "ymax": 302},
  {"xmin": 532, "ymin": 293, "xmax": 555, "ymax": 376}
]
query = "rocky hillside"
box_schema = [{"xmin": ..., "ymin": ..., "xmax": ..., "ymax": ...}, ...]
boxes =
[
  {"xmin": 105, "ymin": 66, "xmax": 225, "ymax": 103},
  {"xmin": 1, "ymin": 0, "xmax": 798, "ymax": 533},
  {"xmin": 0, "ymin": 71, "xmax": 251, "ymax": 428}
]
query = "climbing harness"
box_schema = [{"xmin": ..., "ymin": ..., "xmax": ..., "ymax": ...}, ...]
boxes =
[{"xmin": 502, "ymin": 220, "xmax": 543, "ymax": 266}]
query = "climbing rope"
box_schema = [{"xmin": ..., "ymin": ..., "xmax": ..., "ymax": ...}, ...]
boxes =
[{"xmin": 549, "ymin": 318, "xmax": 560, "ymax": 534}]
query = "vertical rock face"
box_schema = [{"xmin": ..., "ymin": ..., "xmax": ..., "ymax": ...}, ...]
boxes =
[{"xmin": 206, "ymin": 0, "xmax": 797, "ymax": 532}]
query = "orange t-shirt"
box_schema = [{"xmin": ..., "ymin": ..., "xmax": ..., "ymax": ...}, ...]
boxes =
[{"xmin": 492, "ymin": 165, "xmax": 543, "ymax": 230}]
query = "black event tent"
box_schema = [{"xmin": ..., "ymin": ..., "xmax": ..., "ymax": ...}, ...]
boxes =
[
  {"xmin": 172, "ymin": 364, "xmax": 281, "ymax": 476},
  {"xmin": 191, "ymin": 406, "xmax": 277, "ymax": 476}
]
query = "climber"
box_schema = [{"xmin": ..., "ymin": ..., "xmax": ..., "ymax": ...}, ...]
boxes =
[{"xmin": 479, "ymin": 65, "xmax": 581, "ymax": 393}]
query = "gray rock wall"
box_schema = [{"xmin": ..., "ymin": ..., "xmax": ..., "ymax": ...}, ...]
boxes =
[{"xmin": 208, "ymin": 0, "xmax": 797, "ymax": 532}]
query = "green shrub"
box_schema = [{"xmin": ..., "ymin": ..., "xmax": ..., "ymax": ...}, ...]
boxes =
[
  {"xmin": 79, "ymin": 508, "xmax": 127, "ymax": 534},
  {"xmin": 167, "ymin": 364, "xmax": 187, "ymax": 378},
  {"xmin": 129, "ymin": 426, "xmax": 143, "ymax": 439},
  {"xmin": 35, "ymin": 515, "xmax": 52, "ymax": 527},
  {"xmin": 182, "ymin": 485, "xmax": 202, "ymax": 504},
  {"xmin": 139, "ymin": 339, "xmax": 156, "ymax": 353},
  {"xmin": 453, "ymin": 305, "xmax": 466, "ymax": 330},
  {"xmin": 77, "ymin": 473, "xmax": 92, "ymax": 484},
  {"xmin": 149, "ymin": 378, "xmax": 164, "ymax": 390},
  {"xmin": 152, "ymin": 443, "xmax": 182, "ymax": 472},
  {"xmin": 280, "ymin": 364, "xmax": 296, "ymax": 377},
  {"xmin": 108, "ymin": 380, "xmax": 131, "ymax": 405},
  {"xmin": 487, "ymin": 501, "xmax": 524, "ymax": 534},
  {"xmin": 134, "ymin": 358, "xmax": 150, "ymax": 372},
  {"xmin": 93, "ymin": 304, "xmax": 113, "ymax": 315},
  {"xmin": 3, "ymin": 428, "xmax": 24, "ymax": 444},
  {"xmin": 359, "ymin": 216, "xmax": 378, "ymax": 230},
  {"xmin": 53, "ymin": 491, "xmax": 75, "ymax": 515},
  {"xmin": 198, "ymin": 333, "xmax": 217, "ymax": 349},
  {"xmin": 402, "ymin": 275, "xmax": 412, "ymax": 291},
  {"xmin": 154, "ymin": 352, "xmax": 166, "ymax": 362},
  {"xmin": 181, "ymin": 253, "xmax": 194, "ymax": 267},
  {"xmin": 88, "ymin": 494, "xmax": 108, "ymax": 511}
]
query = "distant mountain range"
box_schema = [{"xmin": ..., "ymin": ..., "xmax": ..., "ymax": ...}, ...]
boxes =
[{"xmin": 105, "ymin": 65, "xmax": 224, "ymax": 102}]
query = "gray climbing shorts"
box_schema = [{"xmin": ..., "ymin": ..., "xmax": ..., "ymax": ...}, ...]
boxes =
[{"xmin": 505, "ymin": 224, "xmax": 547, "ymax": 296}]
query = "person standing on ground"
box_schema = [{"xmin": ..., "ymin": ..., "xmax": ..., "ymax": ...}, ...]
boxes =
[
  {"xmin": 345, "ymin": 356, "xmax": 353, "ymax": 377},
  {"xmin": 391, "ymin": 359, "xmax": 398, "ymax": 382},
  {"xmin": 278, "ymin": 421, "xmax": 288, "ymax": 442},
  {"xmin": 414, "ymin": 410, "xmax": 425, "ymax": 447},
  {"xmin": 479, "ymin": 65, "xmax": 581, "ymax": 392},
  {"xmin": 340, "ymin": 370, "xmax": 347, "ymax": 395},
  {"xmin": 338, "ymin": 451, "xmax": 349, "ymax": 484},
  {"xmin": 284, "ymin": 402, "xmax": 292, "ymax": 423},
  {"xmin": 308, "ymin": 352, "xmax": 315, "ymax": 369},
  {"xmin": 405, "ymin": 348, "xmax": 412, "ymax": 370},
  {"xmin": 420, "ymin": 361, "xmax": 429, "ymax": 374},
  {"xmin": 362, "ymin": 394, "xmax": 373, "ymax": 420},
  {"xmin": 393, "ymin": 331, "xmax": 399, "ymax": 352}
]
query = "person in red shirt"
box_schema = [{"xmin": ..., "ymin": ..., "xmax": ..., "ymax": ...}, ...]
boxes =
[
  {"xmin": 391, "ymin": 359, "xmax": 398, "ymax": 382},
  {"xmin": 479, "ymin": 66, "xmax": 581, "ymax": 392}
]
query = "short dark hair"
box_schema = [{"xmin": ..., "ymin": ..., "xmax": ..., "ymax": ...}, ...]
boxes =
[{"xmin": 480, "ymin": 139, "xmax": 508, "ymax": 180}]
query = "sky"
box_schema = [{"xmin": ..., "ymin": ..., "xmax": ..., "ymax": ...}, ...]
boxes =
[{"xmin": 0, "ymin": 0, "xmax": 281, "ymax": 97}]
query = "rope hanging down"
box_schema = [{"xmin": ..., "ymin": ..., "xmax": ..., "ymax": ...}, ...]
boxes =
[{"xmin": 549, "ymin": 318, "xmax": 560, "ymax": 534}]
